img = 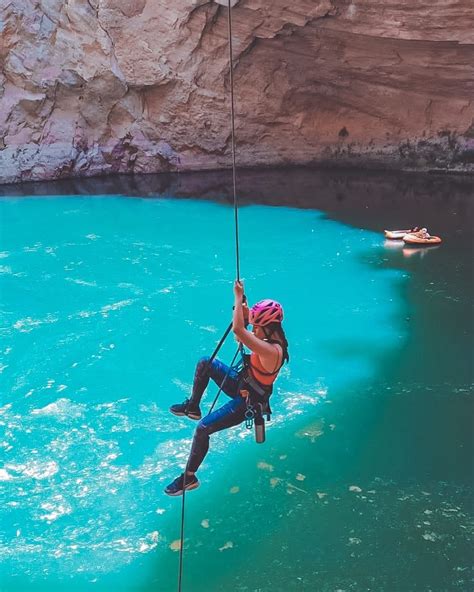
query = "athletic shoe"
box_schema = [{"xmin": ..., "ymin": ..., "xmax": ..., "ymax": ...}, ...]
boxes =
[
  {"xmin": 169, "ymin": 398, "xmax": 202, "ymax": 420},
  {"xmin": 164, "ymin": 473, "xmax": 200, "ymax": 496}
]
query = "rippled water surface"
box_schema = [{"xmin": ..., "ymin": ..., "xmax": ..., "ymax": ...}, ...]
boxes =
[{"xmin": 0, "ymin": 169, "xmax": 473, "ymax": 591}]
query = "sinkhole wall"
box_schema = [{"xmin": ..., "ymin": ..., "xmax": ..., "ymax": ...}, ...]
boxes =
[{"xmin": 1, "ymin": 0, "xmax": 474, "ymax": 184}]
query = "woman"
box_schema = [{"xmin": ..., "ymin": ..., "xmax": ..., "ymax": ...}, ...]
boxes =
[{"xmin": 165, "ymin": 280, "xmax": 289, "ymax": 496}]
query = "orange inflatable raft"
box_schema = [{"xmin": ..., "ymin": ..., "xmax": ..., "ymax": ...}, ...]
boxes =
[{"xmin": 403, "ymin": 232, "xmax": 442, "ymax": 245}]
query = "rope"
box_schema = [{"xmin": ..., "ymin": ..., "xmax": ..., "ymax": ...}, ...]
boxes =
[
  {"xmin": 177, "ymin": 3, "xmax": 240, "ymax": 590},
  {"xmin": 207, "ymin": 346, "xmax": 242, "ymax": 415},
  {"xmin": 177, "ymin": 476, "xmax": 187, "ymax": 592},
  {"xmin": 177, "ymin": 344, "xmax": 241, "ymax": 592},
  {"xmin": 227, "ymin": 0, "xmax": 240, "ymax": 281}
]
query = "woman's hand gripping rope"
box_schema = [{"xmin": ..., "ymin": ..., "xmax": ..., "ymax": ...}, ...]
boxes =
[{"xmin": 233, "ymin": 280, "xmax": 249, "ymax": 339}]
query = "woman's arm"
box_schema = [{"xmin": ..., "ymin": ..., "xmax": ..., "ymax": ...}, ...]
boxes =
[
  {"xmin": 232, "ymin": 280, "xmax": 247, "ymax": 335},
  {"xmin": 232, "ymin": 281, "xmax": 281, "ymax": 367}
]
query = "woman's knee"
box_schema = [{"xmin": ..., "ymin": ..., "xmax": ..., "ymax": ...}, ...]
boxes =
[
  {"xmin": 194, "ymin": 421, "xmax": 211, "ymax": 442},
  {"xmin": 193, "ymin": 357, "xmax": 211, "ymax": 381},
  {"xmin": 196, "ymin": 356, "xmax": 211, "ymax": 371}
]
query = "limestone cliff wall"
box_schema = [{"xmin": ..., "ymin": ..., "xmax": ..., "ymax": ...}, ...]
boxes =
[{"xmin": 1, "ymin": 0, "xmax": 473, "ymax": 183}]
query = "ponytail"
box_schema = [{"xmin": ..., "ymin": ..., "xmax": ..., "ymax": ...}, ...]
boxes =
[{"xmin": 264, "ymin": 322, "xmax": 290, "ymax": 364}]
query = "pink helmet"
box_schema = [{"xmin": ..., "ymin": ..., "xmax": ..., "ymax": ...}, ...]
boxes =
[{"xmin": 249, "ymin": 299, "xmax": 284, "ymax": 326}]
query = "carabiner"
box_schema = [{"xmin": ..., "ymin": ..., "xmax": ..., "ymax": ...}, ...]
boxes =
[{"xmin": 245, "ymin": 407, "xmax": 254, "ymax": 430}]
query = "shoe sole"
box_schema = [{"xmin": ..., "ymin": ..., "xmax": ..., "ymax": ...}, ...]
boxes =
[
  {"xmin": 165, "ymin": 480, "xmax": 200, "ymax": 497},
  {"xmin": 170, "ymin": 408, "xmax": 201, "ymax": 420}
]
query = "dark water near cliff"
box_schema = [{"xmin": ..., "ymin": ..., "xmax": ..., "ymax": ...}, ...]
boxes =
[{"xmin": 0, "ymin": 168, "xmax": 473, "ymax": 592}]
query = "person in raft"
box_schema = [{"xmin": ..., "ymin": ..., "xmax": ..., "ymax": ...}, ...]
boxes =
[{"xmin": 164, "ymin": 280, "xmax": 289, "ymax": 496}]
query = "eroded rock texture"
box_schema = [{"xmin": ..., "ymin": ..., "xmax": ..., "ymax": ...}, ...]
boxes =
[{"xmin": 1, "ymin": 0, "xmax": 473, "ymax": 183}]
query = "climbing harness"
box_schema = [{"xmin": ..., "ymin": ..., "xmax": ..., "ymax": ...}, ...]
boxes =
[{"xmin": 238, "ymin": 342, "xmax": 279, "ymax": 444}]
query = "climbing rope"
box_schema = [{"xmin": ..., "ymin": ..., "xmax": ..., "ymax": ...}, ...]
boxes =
[
  {"xmin": 177, "ymin": 345, "xmax": 240, "ymax": 592},
  {"xmin": 177, "ymin": 2, "xmax": 241, "ymax": 590},
  {"xmin": 227, "ymin": 0, "xmax": 240, "ymax": 281},
  {"xmin": 207, "ymin": 346, "xmax": 242, "ymax": 415}
]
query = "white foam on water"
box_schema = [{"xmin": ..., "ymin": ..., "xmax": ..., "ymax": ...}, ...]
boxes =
[
  {"xmin": 200, "ymin": 325, "xmax": 218, "ymax": 333},
  {"xmin": 6, "ymin": 460, "xmax": 59, "ymax": 480},
  {"xmin": 171, "ymin": 378, "xmax": 192, "ymax": 393},
  {"xmin": 13, "ymin": 314, "xmax": 58, "ymax": 333},
  {"xmin": 39, "ymin": 497, "xmax": 73, "ymax": 522},
  {"xmin": 276, "ymin": 387, "xmax": 326, "ymax": 424},
  {"xmin": 0, "ymin": 403, "xmax": 12, "ymax": 415},
  {"xmin": 31, "ymin": 398, "xmax": 85, "ymax": 420},
  {"xmin": 70, "ymin": 299, "xmax": 134, "ymax": 322},
  {"xmin": 0, "ymin": 468, "xmax": 13, "ymax": 481},
  {"xmin": 23, "ymin": 243, "xmax": 42, "ymax": 253},
  {"xmin": 65, "ymin": 277, "xmax": 98, "ymax": 287},
  {"xmin": 76, "ymin": 310, "xmax": 96, "ymax": 318},
  {"xmin": 100, "ymin": 299, "xmax": 134, "ymax": 316}
]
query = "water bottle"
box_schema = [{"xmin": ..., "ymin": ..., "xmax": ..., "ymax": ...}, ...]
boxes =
[{"xmin": 254, "ymin": 412, "xmax": 265, "ymax": 444}]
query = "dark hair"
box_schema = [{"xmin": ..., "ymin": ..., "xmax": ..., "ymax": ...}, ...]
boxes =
[{"xmin": 264, "ymin": 322, "xmax": 290, "ymax": 364}]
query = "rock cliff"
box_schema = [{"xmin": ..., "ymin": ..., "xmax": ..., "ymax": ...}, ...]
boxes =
[{"xmin": 1, "ymin": 0, "xmax": 473, "ymax": 183}]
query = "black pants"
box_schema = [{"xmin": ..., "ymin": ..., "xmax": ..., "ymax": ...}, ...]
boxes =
[{"xmin": 187, "ymin": 356, "xmax": 247, "ymax": 473}]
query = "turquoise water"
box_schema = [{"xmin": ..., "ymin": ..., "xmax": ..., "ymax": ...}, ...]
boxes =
[{"xmin": 0, "ymin": 172, "xmax": 472, "ymax": 592}]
